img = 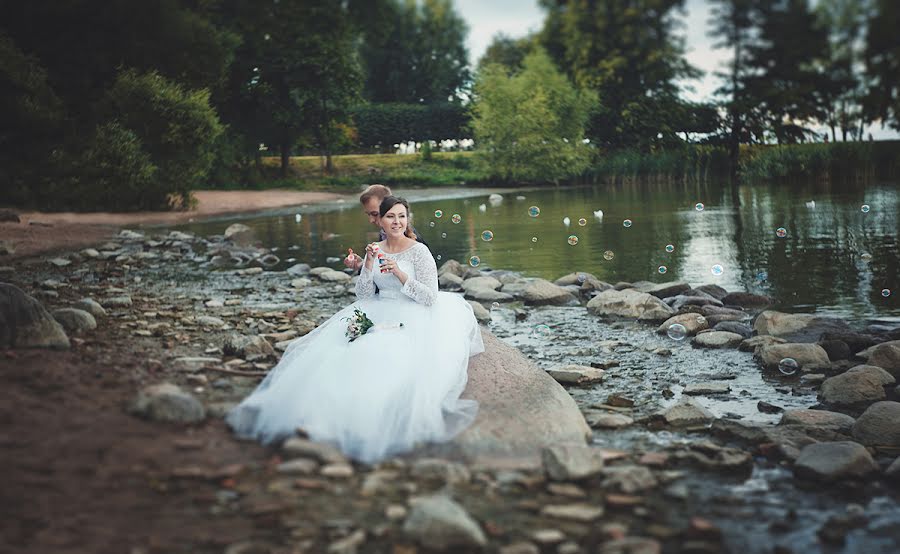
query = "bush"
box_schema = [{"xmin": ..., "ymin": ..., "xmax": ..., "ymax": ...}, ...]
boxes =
[{"xmin": 350, "ymin": 102, "xmax": 469, "ymax": 149}]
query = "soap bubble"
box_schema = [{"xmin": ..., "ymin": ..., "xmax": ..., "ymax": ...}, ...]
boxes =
[
  {"xmin": 696, "ymin": 316, "xmax": 707, "ymax": 326},
  {"xmin": 441, "ymin": 232, "xmax": 447, "ymax": 239},
  {"xmin": 434, "ymin": 210, "xmax": 443, "ymax": 218},
  {"xmin": 578, "ymin": 218, "xmax": 587, "ymax": 226},
  {"xmin": 491, "ymin": 302, "xmax": 500, "ymax": 310},
  {"xmin": 882, "ymin": 289, "xmax": 892, "ymax": 297},
  {"xmin": 451, "ymin": 214, "xmax": 461, "ymax": 224},
  {"xmin": 468, "ymin": 255, "xmax": 480, "ymax": 267},
  {"xmin": 860, "ymin": 253, "xmax": 873, "ymax": 262},
  {"xmin": 776, "ymin": 227, "xmax": 787, "ymax": 238},
  {"xmin": 658, "ymin": 266, "xmax": 668, "ymax": 274},
  {"xmin": 711, "ymin": 264, "xmax": 724, "ymax": 276},
  {"xmin": 531, "ymin": 236, "xmax": 538, "ymax": 243},
  {"xmin": 528, "ymin": 206, "xmax": 541, "ymax": 218},
  {"xmin": 532, "ymin": 324, "xmax": 552, "ymax": 338},
  {"xmin": 778, "ymin": 358, "xmax": 799, "ymax": 375},
  {"xmin": 623, "ymin": 219, "xmax": 633, "ymax": 228},
  {"xmin": 567, "ymin": 235, "xmax": 579, "ymax": 246},
  {"xmin": 436, "ymin": 254, "xmax": 442, "ymax": 260},
  {"xmin": 861, "ymin": 204, "xmax": 870, "ymax": 213},
  {"xmin": 481, "ymin": 230, "xmax": 494, "ymax": 242},
  {"xmin": 429, "ymin": 221, "xmax": 435, "ymax": 228},
  {"xmin": 603, "ymin": 250, "xmax": 615, "ymax": 261},
  {"xmin": 757, "ymin": 271, "xmax": 768, "ymax": 281},
  {"xmin": 665, "ymin": 244, "xmax": 675, "ymax": 253},
  {"xmin": 695, "ymin": 203, "xmax": 705, "ymax": 211},
  {"xmin": 577, "ymin": 273, "xmax": 587, "ymax": 283},
  {"xmin": 294, "ymin": 213, "xmax": 302, "ymax": 222},
  {"xmin": 666, "ymin": 323, "xmax": 687, "ymax": 341}
]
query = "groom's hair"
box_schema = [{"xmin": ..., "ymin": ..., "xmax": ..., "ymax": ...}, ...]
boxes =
[
  {"xmin": 379, "ymin": 195, "xmax": 417, "ymax": 241},
  {"xmin": 359, "ymin": 184, "xmax": 392, "ymax": 205}
]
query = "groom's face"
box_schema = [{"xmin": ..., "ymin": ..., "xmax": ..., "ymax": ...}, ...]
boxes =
[{"xmin": 363, "ymin": 197, "xmax": 381, "ymax": 226}]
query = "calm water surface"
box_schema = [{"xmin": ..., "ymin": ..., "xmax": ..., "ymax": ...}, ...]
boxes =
[{"xmin": 179, "ymin": 180, "xmax": 900, "ymax": 322}]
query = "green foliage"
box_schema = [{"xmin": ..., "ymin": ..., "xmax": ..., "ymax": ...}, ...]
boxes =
[
  {"xmin": 864, "ymin": 0, "xmax": 900, "ymax": 130},
  {"xmin": 471, "ymin": 49, "xmax": 597, "ymax": 183},
  {"xmin": 477, "ymin": 33, "xmax": 536, "ymax": 74},
  {"xmin": 103, "ymin": 69, "xmax": 224, "ymax": 206},
  {"xmin": 739, "ymin": 141, "xmax": 900, "ymax": 182},
  {"xmin": 350, "ymin": 103, "xmax": 468, "ymax": 148},
  {"xmin": 589, "ymin": 145, "xmax": 730, "ymax": 184}
]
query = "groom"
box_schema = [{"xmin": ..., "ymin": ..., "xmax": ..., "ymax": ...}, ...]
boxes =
[{"xmin": 344, "ymin": 184, "xmax": 427, "ymax": 271}]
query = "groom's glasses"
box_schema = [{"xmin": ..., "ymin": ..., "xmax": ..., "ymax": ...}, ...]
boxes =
[{"xmin": 365, "ymin": 210, "xmax": 380, "ymax": 218}]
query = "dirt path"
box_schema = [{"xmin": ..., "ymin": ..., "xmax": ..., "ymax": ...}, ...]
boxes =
[{"xmin": 1, "ymin": 190, "xmax": 349, "ymax": 261}]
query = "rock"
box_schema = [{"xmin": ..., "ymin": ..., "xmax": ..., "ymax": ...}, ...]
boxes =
[
  {"xmin": 667, "ymin": 294, "xmax": 723, "ymax": 310},
  {"xmin": 851, "ymin": 401, "xmax": 900, "ymax": 447},
  {"xmin": 282, "ymin": 437, "xmax": 347, "ymax": 464},
  {"xmin": 554, "ymin": 272, "xmax": 597, "ymax": 287},
  {"xmin": 721, "ymin": 291, "xmax": 773, "ymax": 308},
  {"xmin": 522, "ymin": 279, "xmax": 577, "ymax": 306},
  {"xmin": 757, "ymin": 401, "xmax": 784, "ymax": 414},
  {"xmin": 867, "ymin": 341, "xmax": 900, "ymax": 378},
  {"xmin": 587, "ymin": 289, "xmax": 676, "ymax": 322},
  {"xmin": 886, "ymin": 457, "xmax": 900, "ymax": 482},
  {"xmin": 661, "ymin": 397, "xmax": 715, "ymax": 426},
  {"xmin": 290, "ymin": 278, "xmax": 311, "ymax": 288},
  {"xmin": 586, "ymin": 413, "xmax": 634, "ymax": 429},
  {"xmin": 286, "ymin": 263, "xmax": 311, "ymax": 276},
  {"xmin": 712, "ymin": 321, "xmax": 752, "ymax": 338},
  {"xmin": 467, "ymin": 300, "xmax": 491, "ymax": 324},
  {"xmin": 465, "ymin": 287, "xmax": 514, "ymax": 302},
  {"xmin": 546, "ymin": 365, "xmax": 605, "ymax": 386},
  {"xmin": 172, "ymin": 357, "xmax": 221, "ymax": 372},
  {"xmin": 739, "ymin": 335, "xmax": 786, "ymax": 352},
  {"xmin": 598, "ymin": 538, "xmax": 662, "ymax": 554},
  {"xmin": 0, "ymin": 209, "xmax": 20, "ymax": 223},
  {"xmin": 499, "ymin": 541, "xmax": 541, "ymax": 554},
  {"xmin": 224, "ymin": 223, "xmax": 254, "ymax": 244},
  {"xmin": 439, "ymin": 272, "xmax": 464, "ymax": 290},
  {"xmin": 101, "ymin": 296, "xmax": 133, "ymax": 308},
  {"xmin": 327, "ymin": 529, "xmax": 365, "ymax": 554},
  {"xmin": 223, "ymin": 334, "xmax": 276, "ymax": 361},
  {"xmin": 657, "ymin": 313, "xmax": 709, "ymax": 337},
  {"xmin": 683, "ymin": 382, "xmax": 731, "ymax": 395},
  {"xmin": 819, "ymin": 365, "xmax": 894, "ymax": 410},
  {"xmin": 793, "ymin": 441, "xmax": 878, "ymax": 481},
  {"xmin": 0, "ymin": 241, "xmax": 15, "ymax": 256},
  {"xmin": 755, "ymin": 343, "xmax": 829, "ymax": 371},
  {"xmin": 0, "ymin": 284, "xmax": 70, "ymax": 349},
  {"xmin": 410, "ymin": 458, "xmax": 471, "ymax": 484},
  {"xmin": 319, "ymin": 270, "xmax": 351, "ymax": 283},
  {"xmin": 641, "ymin": 281, "xmax": 691, "ymax": 299},
  {"xmin": 276, "ymin": 458, "xmax": 319, "ymax": 475},
  {"xmin": 542, "ymin": 445, "xmax": 605, "ymax": 481},
  {"xmin": 51, "ymin": 308, "xmax": 97, "ymax": 334},
  {"xmin": 602, "ymin": 465, "xmax": 658, "ymax": 493},
  {"xmin": 692, "ymin": 331, "xmax": 743, "ymax": 349},
  {"xmin": 540, "ymin": 503, "xmax": 604, "ymax": 522},
  {"xmin": 693, "ymin": 285, "xmax": 729, "ymax": 301},
  {"xmin": 780, "ymin": 409, "xmax": 855, "ymax": 433},
  {"xmin": 48, "ymin": 257, "xmax": 71, "ymax": 267},
  {"xmin": 403, "ymin": 495, "xmax": 487, "ymax": 550},
  {"xmin": 438, "ymin": 259, "xmax": 466, "ymax": 278},
  {"xmin": 462, "ymin": 275, "xmax": 501, "ymax": 291},
  {"xmin": 823, "ymin": 331, "xmax": 881, "ymax": 353},
  {"xmin": 320, "ymin": 463, "xmax": 354, "ymax": 478},
  {"xmin": 196, "ymin": 315, "xmax": 225, "ymax": 327},
  {"xmin": 129, "ymin": 383, "xmax": 205, "ymax": 423},
  {"xmin": 753, "ymin": 310, "xmax": 851, "ymax": 342},
  {"xmin": 819, "ymin": 339, "xmax": 851, "ymax": 361}
]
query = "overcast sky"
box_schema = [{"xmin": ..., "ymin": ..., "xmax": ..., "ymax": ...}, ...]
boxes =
[{"xmin": 453, "ymin": 0, "xmax": 898, "ymax": 139}]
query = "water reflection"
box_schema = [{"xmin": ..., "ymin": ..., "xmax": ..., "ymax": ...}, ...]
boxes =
[{"xmin": 178, "ymin": 181, "xmax": 899, "ymax": 321}]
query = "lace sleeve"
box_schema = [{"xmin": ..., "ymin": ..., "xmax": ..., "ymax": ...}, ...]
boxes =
[
  {"xmin": 354, "ymin": 255, "xmax": 376, "ymax": 299},
  {"xmin": 401, "ymin": 244, "xmax": 438, "ymax": 306}
]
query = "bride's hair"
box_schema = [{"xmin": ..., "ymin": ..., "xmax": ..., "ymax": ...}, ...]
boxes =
[{"xmin": 379, "ymin": 196, "xmax": 417, "ymax": 240}]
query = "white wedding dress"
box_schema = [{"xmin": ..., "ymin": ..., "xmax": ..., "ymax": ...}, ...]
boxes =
[{"xmin": 226, "ymin": 241, "xmax": 484, "ymax": 463}]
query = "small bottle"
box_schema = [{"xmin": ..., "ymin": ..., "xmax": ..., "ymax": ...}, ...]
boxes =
[{"xmin": 372, "ymin": 244, "xmax": 387, "ymax": 272}]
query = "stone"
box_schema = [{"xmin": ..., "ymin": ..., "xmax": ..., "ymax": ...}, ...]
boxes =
[
  {"xmin": 438, "ymin": 259, "xmax": 465, "ymax": 278},
  {"xmin": 851, "ymin": 401, "xmax": 900, "ymax": 447},
  {"xmin": 667, "ymin": 294, "xmax": 723, "ymax": 310},
  {"xmin": 540, "ymin": 503, "xmax": 604, "ymax": 522},
  {"xmin": 542, "ymin": 445, "xmax": 605, "ymax": 481},
  {"xmin": 753, "ymin": 310, "xmax": 851, "ymax": 342},
  {"xmin": 320, "ymin": 463, "xmax": 354, "ymax": 478},
  {"xmin": 657, "ymin": 313, "xmax": 709, "ymax": 337},
  {"xmin": 586, "ymin": 413, "xmax": 634, "ymax": 429},
  {"xmin": 721, "ymin": 291, "xmax": 773, "ymax": 308},
  {"xmin": 276, "ymin": 458, "xmax": 319, "ymax": 475},
  {"xmin": 819, "ymin": 365, "xmax": 893, "ymax": 410},
  {"xmin": 465, "ymin": 287, "xmax": 514, "ymax": 302},
  {"xmin": 780, "ymin": 410, "xmax": 855, "ymax": 433},
  {"xmin": 819, "ymin": 339, "xmax": 851, "ymax": 361},
  {"xmin": 327, "ymin": 529, "xmax": 365, "ymax": 554},
  {"xmin": 410, "ymin": 458, "xmax": 471, "ymax": 484},
  {"xmin": 48, "ymin": 257, "xmax": 71, "ymax": 267},
  {"xmin": 439, "ymin": 272, "xmax": 464, "ymax": 290},
  {"xmin": 462, "ymin": 275, "xmax": 502, "ymax": 291},
  {"xmin": 692, "ymin": 331, "xmax": 743, "ymax": 349},
  {"xmin": 661, "ymin": 397, "xmax": 715, "ymax": 427},
  {"xmin": 319, "ymin": 270, "xmax": 351, "ymax": 283},
  {"xmin": 403, "ymin": 495, "xmax": 487, "ymax": 550},
  {"xmin": 0, "ymin": 209, "xmax": 21, "ymax": 223},
  {"xmin": 286, "ymin": 263, "xmax": 311, "ymax": 276},
  {"xmin": 499, "ymin": 541, "xmax": 540, "ymax": 554},
  {"xmin": 587, "ymin": 289, "xmax": 676, "ymax": 322},
  {"xmin": 196, "ymin": 315, "xmax": 226, "ymax": 327},
  {"xmin": 641, "ymin": 281, "xmax": 691, "ymax": 299},
  {"xmin": 522, "ymin": 279, "xmax": 577, "ymax": 306},
  {"xmin": 129, "ymin": 383, "xmax": 205, "ymax": 423},
  {"xmin": 282, "ymin": 437, "xmax": 348, "ymax": 464},
  {"xmin": 755, "ymin": 343, "xmax": 829, "ymax": 371},
  {"xmin": 546, "ymin": 365, "xmax": 605, "ymax": 386},
  {"xmin": 693, "ymin": 285, "xmax": 729, "ymax": 301},
  {"xmin": 886, "ymin": 457, "xmax": 900, "ymax": 482},
  {"xmin": 598, "ymin": 538, "xmax": 662, "ymax": 554},
  {"xmin": 602, "ymin": 465, "xmax": 658, "ymax": 493},
  {"xmin": 224, "ymin": 223, "xmax": 254, "ymax": 243},
  {"xmin": 172, "ymin": 357, "xmax": 221, "ymax": 372},
  {"xmin": 0, "ymin": 284, "xmax": 70, "ymax": 349},
  {"xmin": 51, "ymin": 308, "xmax": 97, "ymax": 334},
  {"xmin": 102, "ymin": 296, "xmax": 133, "ymax": 308},
  {"xmin": 793, "ymin": 441, "xmax": 878, "ymax": 481},
  {"xmin": 867, "ymin": 341, "xmax": 900, "ymax": 378},
  {"xmin": 554, "ymin": 272, "xmax": 597, "ymax": 287},
  {"xmin": 467, "ymin": 300, "xmax": 491, "ymax": 324},
  {"xmin": 223, "ymin": 334, "xmax": 276, "ymax": 361},
  {"xmin": 739, "ymin": 335, "xmax": 786, "ymax": 353},
  {"xmin": 712, "ymin": 321, "xmax": 752, "ymax": 338},
  {"xmin": 683, "ymin": 382, "xmax": 731, "ymax": 395}
]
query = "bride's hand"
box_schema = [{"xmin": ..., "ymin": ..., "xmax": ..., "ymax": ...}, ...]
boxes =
[{"xmin": 363, "ymin": 243, "xmax": 378, "ymax": 270}]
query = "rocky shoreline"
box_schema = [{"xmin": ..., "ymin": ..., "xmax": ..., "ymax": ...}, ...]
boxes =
[{"xmin": 2, "ymin": 225, "xmax": 899, "ymax": 553}]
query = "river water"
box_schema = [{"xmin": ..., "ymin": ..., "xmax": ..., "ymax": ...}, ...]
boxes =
[{"xmin": 179, "ymin": 180, "xmax": 899, "ymax": 323}]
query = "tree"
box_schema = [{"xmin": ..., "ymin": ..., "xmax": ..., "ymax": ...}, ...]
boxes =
[
  {"xmin": 539, "ymin": 0, "xmax": 698, "ymax": 151},
  {"xmin": 477, "ymin": 33, "xmax": 536, "ymax": 74},
  {"xmin": 864, "ymin": 0, "xmax": 900, "ymax": 131},
  {"xmin": 471, "ymin": 49, "xmax": 597, "ymax": 183}
]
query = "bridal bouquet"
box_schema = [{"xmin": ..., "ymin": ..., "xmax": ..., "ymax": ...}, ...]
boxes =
[{"xmin": 344, "ymin": 308, "xmax": 374, "ymax": 342}]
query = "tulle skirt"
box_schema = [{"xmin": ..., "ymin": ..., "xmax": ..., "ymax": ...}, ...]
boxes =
[{"xmin": 226, "ymin": 291, "xmax": 484, "ymax": 464}]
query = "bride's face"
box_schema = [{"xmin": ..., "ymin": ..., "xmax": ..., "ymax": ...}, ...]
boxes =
[{"xmin": 381, "ymin": 204, "xmax": 408, "ymax": 237}]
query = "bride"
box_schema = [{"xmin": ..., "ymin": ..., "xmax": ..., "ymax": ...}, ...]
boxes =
[{"xmin": 227, "ymin": 196, "xmax": 484, "ymax": 463}]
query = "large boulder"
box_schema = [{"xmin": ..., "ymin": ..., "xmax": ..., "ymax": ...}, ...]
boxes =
[
  {"xmin": 818, "ymin": 365, "xmax": 894, "ymax": 410},
  {"xmin": 780, "ymin": 409, "xmax": 856, "ymax": 433},
  {"xmin": 542, "ymin": 445, "xmax": 605, "ymax": 481},
  {"xmin": 793, "ymin": 441, "xmax": 878, "ymax": 481},
  {"xmin": 443, "ymin": 332, "xmax": 591, "ymax": 469},
  {"xmin": 522, "ymin": 279, "xmax": 577, "ymax": 306},
  {"xmin": 587, "ymin": 289, "xmax": 675, "ymax": 322},
  {"xmin": 721, "ymin": 291, "xmax": 773, "ymax": 308},
  {"xmin": 755, "ymin": 343, "xmax": 829, "ymax": 371},
  {"xmin": 753, "ymin": 310, "xmax": 851, "ymax": 342},
  {"xmin": 867, "ymin": 341, "xmax": 900, "ymax": 378},
  {"xmin": 129, "ymin": 383, "xmax": 205, "ymax": 423},
  {"xmin": 851, "ymin": 401, "xmax": 900, "ymax": 447},
  {"xmin": 693, "ymin": 284, "xmax": 729, "ymax": 301},
  {"xmin": 403, "ymin": 495, "xmax": 486, "ymax": 550},
  {"xmin": 0, "ymin": 283, "xmax": 70, "ymax": 349},
  {"xmin": 634, "ymin": 281, "xmax": 691, "ymax": 299},
  {"xmin": 692, "ymin": 331, "xmax": 743, "ymax": 349},
  {"xmin": 52, "ymin": 308, "xmax": 97, "ymax": 334},
  {"xmin": 657, "ymin": 313, "xmax": 709, "ymax": 337}
]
